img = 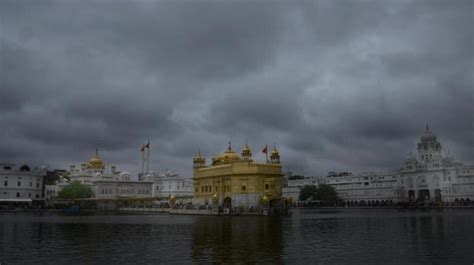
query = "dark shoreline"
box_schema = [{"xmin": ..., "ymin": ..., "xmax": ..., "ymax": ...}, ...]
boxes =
[
  {"xmin": 2, "ymin": 205, "xmax": 474, "ymax": 213},
  {"xmin": 296, "ymin": 206, "xmax": 474, "ymax": 209}
]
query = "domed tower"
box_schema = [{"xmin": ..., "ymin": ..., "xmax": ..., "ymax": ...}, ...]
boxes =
[
  {"xmin": 270, "ymin": 145, "xmax": 280, "ymax": 164},
  {"xmin": 417, "ymin": 124, "xmax": 443, "ymax": 162},
  {"xmin": 212, "ymin": 142, "xmax": 242, "ymax": 166},
  {"xmin": 87, "ymin": 149, "xmax": 105, "ymax": 171},
  {"xmin": 193, "ymin": 150, "xmax": 206, "ymax": 169},
  {"xmin": 241, "ymin": 141, "xmax": 252, "ymax": 160}
]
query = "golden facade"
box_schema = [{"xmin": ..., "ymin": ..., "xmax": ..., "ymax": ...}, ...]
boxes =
[{"xmin": 193, "ymin": 143, "xmax": 283, "ymax": 209}]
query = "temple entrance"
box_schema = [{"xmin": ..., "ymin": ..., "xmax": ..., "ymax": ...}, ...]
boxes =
[
  {"xmin": 408, "ymin": 190, "xmax": 416, "ymax": 202},
  {"xmin": 418, "ymin": 189, "xmax": 430, "ymax": 202},
  {"xmin": 434, "ymin": 189, "xmax": 442, "ymax": 202},
  {"xmin": 223, "ymin": 197, "xmax": 232, "ymax": 209},
  {"xmin": 269, "ymin": 199, "xmax": 282, "ymax": 215}
]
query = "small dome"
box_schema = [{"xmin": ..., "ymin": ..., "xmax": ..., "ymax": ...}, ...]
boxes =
[
  {"xmin": 120, "ymin": 172, "xmax": 130, "ymax": 177},
  {"xmin": 193, "ymin": 149, "xmax": 206, "ymax": 164},
  {"xmin": 90, "ymin": 155, "xmax": 102, "ymax": 163},
  {"xmin": 242, "ymin": 145, "xmax": 251, "ymax": 153},
  {"xmin": 241, "ymin": 142, "xmax": 252, "ymax": 159},
  {"xmin": 270, "ymin": 145, "xmax": 280, "ymax": 164},
  {"xmin": 421, "ymin": 124, "xmax": 437, "ymax": 142},
  {"xmin": 421, "ymin": 130, "xmax": 437, "ymax": 143},
  {"xmin": 271, "ymin": 146, "xmax": 279, "ymax": 154},
  {"xmin": 193, "ymin": 153, "xmax": 204, "ymax": 162}
]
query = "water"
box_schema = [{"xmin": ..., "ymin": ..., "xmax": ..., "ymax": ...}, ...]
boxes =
[{"xmin": 1, "ymin": 209, "xmax": 473, "ymax": 264}]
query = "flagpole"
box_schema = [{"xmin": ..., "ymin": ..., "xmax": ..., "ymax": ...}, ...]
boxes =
[
  {"xmin": 146, "ymin": 140, "xmax": 150, "ymax": 174},
  {"xmin": 265, "ymin": 145, "xmax": 268, "ymax": 163},
  {"xmin": 141, "ymin": 144, "xmax": 145, "ymax": 180}
]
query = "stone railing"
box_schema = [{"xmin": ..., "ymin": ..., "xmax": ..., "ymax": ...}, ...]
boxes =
[
  {"xmin": 119, "ymin": 207, "xmax": 171, "ymax": 213},
  {"xmin": 118, "ymin": 207, "xmax": 216, "ymax": 215},
  {"xmin": 169, "ymin": 208, "xmax": 215, "ymax": 215}
]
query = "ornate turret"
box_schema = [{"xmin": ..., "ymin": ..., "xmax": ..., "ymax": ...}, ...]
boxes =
[
  {"xmin": 270, "ymin": 144, "xmax": 280, "ymax": 164},
  {"xmin": 193, "ymin": 149, "xmax": 206, "ymax": 168},
  {"xmin": 417, "ymin": 125, "xmax": 442, "ymax": 162},
  {"xmin": 241, "ymin": 140, "xmax": 252, "ymax": 160},
  {"xmin": 87, "ymin": 149, "xmax": 105, "ymax": 170}
]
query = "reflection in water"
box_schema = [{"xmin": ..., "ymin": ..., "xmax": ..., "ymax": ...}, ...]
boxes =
[
  {"xmin": 284, "ymin": 209, "xmax": 474, "ymax": 265},
  {"xmin": 1, "ymin": 210, "xmax": 474, "ymax": 264},
  {"xmin": 192, "ymin": 216, "xmax": 284, "ymax": 264}
]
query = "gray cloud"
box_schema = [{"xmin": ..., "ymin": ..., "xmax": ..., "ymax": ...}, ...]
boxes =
[{"xmin": 0, "ymin": 0, "xmax": 472, "ymax": 177}]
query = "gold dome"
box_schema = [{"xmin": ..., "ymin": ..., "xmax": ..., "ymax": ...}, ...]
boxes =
[
  {"xmin": 87, "ymin": 150, "xmax": 105, "ymax": 169},
  {"xmin": 212, "ymin": 142, "xmax": 242, "ymax": 166}
]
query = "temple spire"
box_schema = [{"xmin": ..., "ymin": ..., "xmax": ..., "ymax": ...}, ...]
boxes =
[
  {"xmin": 426, "ymin": 123, "xmax": 429, "ymax": 132},
  {"xmin": 241, "ymin": 139, "xmax": 252, "ymax": 160}
]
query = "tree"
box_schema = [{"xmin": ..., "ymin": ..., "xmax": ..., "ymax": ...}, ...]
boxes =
[
  {"xmin": 58, "ymin": 181, "xmax": 94, "ymax": 199},
  {"xmin": 299, "ymin": 185, "xmax": 318, "ymax": 201},
  {"xmin": 315, "ymin": 184, "xmax": 340, "ymax": 202}
]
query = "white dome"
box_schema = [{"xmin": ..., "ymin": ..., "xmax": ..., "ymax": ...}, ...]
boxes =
[{"xmin": 120, "ymin": 172, "xmax": 131, "ymax": 177}]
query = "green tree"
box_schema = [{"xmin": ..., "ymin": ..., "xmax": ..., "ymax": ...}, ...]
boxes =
[
  {"xmin": 58, "ymin": 180, "xmax": 94, "ymax": 199},
  {"xmin": 315, "ymin": 184, "xmax": 340, "ymax": 202},
  {"xmin": 299, "ymin": 185, "xmax": 318, "ymax": 201}
]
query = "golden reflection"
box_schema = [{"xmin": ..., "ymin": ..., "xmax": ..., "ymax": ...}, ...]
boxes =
[{"xmin": 191, "ymin": 216, "xmax": 284, "ymax": 264}]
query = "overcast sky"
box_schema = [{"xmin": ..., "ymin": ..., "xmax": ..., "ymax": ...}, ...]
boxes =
[{"xmin": 1, "ymin": 0, "xmax": 473, "ymax": 177}]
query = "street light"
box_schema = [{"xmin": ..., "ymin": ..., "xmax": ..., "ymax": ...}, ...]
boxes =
[{"xmin": 212, "ymin": 193, "xmax": 218, "ymax": 205}]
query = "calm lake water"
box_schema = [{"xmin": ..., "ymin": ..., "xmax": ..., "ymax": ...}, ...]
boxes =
[{"xmin": 1, "ymin": 209, "xmax": 473, "ymax": 264}]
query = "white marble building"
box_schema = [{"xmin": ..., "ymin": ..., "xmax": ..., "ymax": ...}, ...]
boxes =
[
  {"xmin": 0, "ymin": 163, "xmax": 45, "ymax": 203},
  {"xmin": 283, "ymin": 176, "xmax": 321, "ymax": 201},
  {"xmin": 93, "ymin": 172, "xmax": 153, "ymax": 199},
  {"xmin": 46, "ymin": 151, "xmax": 153, "ymax": 200},
  {"xmin": 285, "ymin": 127, "xmax": 474, "ymax": 203},
  {"xmin": 144, "ymin": 170, "xmax": 193, "ymax": 198}
]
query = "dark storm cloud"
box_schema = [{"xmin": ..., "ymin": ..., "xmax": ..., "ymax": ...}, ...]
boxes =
[{"xmin": 0, "ymin": 0, "xmax": 472, "ymax": 176}]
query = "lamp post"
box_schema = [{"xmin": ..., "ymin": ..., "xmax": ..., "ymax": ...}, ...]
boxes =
[
  {"xmin": 262, "ymin": 195, "xmax": 269, "ymax": 215},
  {"xmin": 169, "ymin": 195, "xmax": 176, "ymax": 208}
]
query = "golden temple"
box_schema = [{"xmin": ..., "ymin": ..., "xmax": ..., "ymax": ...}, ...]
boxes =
[{"xmin": 193, "ymin": 142, "xmax": 284, "ymax": 212}]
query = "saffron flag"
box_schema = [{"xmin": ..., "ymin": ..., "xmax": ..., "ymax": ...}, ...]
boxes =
[
  {"xmin": 145, "ymin": 142, "xmax": 150, "ymax": 148},
  {"xmin": 262, "ymin": 145, "xmax": 268, "ymax": 154}
]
